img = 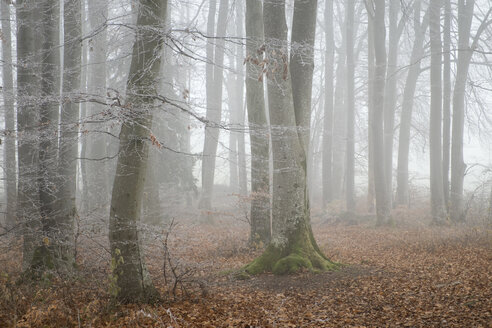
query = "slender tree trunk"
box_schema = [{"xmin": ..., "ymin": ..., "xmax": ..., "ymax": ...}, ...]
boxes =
[
  {"xmin": 245, "ymin": 0, "xmax": 271, "ymax": 245},
  {"xmin": 79, "ymin": 0, "xmax": 89, "ymax": 214},
  {"xmin": 199, "ymin": 0, "xmax": 229, "ymax": 210},
  {"xmin": 86, "ymin": 0, "xmax": 109, "ymax": 212},
  {"xmin": 332, "ymin": 49, "xmax": 346, "ymax": 199},
  {"xmin": 109, "ymin": 0, "xmax": 167, "ymax": 303},
  {"xmin": 52, "ymin": 0, "xmax": 82, "ymax": 264},
  {"xmin": 1, "ymin": 0, "xmax": 16, "ymax": 228},
  {"xmin": 442, "ymin": 0, "xmax": 451, "ymax": 208},
  {"xmin": 322, "ymin": 0, "xmax": 334, "ymax": 207},
  {"xmin": 16, "ymin": 0, "xmax": 41, "ymax": 270},
  {"xmin": 345, "ymin": 0, "xmax": 356, "ymax": 211},
  {"xmin": 395, "ymin": 2, "xmax": 429, "ymax": 206},
  {"xmin": 429, "ymin": 0, "xmax": 446, "ymax": 223},
  {"xmin": 367, "ymin": 14, "xmax": 375, "ymax": 213},
  {"xmin": 245, "ymin": 0, "xmax": 336, "ymax": 275},
  {"xmin": 370, "ymin": 0, "xmax": 390, "ymax": 225},
  {"xmin": 235, "ymin": 0, "xmax": 247, "ymax": 196},
  {"xmin": 450, "ymin": 0, "xmax": 475, "ymax": 222},
  {"xmin": 383, "ymin": 0, "xmax": 401, "ymax": 208}
]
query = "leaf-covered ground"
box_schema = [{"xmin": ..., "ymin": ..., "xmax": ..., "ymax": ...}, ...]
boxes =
[{"xmin": 1, "ymin": 218, "xmax": 491, "ymax": 327}]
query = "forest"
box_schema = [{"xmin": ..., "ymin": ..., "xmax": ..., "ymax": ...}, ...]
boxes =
[{"xmin": 0, "ymin": 0, "xmax": 491, "ymax": 327}]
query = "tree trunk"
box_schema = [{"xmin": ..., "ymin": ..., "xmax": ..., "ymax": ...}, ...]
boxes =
[
  {"xmin": 235, "ymin": 0, "xmax": 247, "ymax": 196},
  {"xmin": 367, "ymin": 13, "xmax": 375, "ymax": 213},
  {"xmin": 51, "ymin": 0, "xmax": 83, "ymax": 264},
  {"xmin": 86, "ymin": 0, "xmax": 109, "ymax": 213},
  {"xmin": 38, "ymin": 0, "xmax": 61, "ymax": 241},
  {"xmin": 383, "ymin": 0, "xmax": 402, "ymax": 208},
  {"xmin": 16, "ymin": 0, "xmax": 41, "ymax": 270},
  {"xmin": 109, "ymin": 0, "xmax": 167, "ymax": 303},
  {"xmin": 370, "ymin": 0, "xmax": 390, "ymax": 225},
  {"xmin": 345, "ymin": 0, "xmax": 356, "ymax": 211},
  {"xmin": 322, "ymin": 0, "xmax": 334, "ymax": 207},
  {"xmin": 429, "ymin": 0, "xmax": 446, "ymax": 223},
  {"xmin": 245, "ymin": 0, "xmax": 271, "ymax": 246},
  {"xmin": 1, "ymin": 0, "xmax": 16, "ymax": 228},
  {"xmin": 450, "ymin": 0, "xmax": 475, "ymax": 222},
  {"xmin": 395, "ymin": 2, "xmax": 429, "ymax": 206},
  {"xmin": 332, "ymin": 49, "xmax": 346, "ymax": 199},
  {"xmin": 199, "ymin": 0, "xmax": 229, "ymax": 210},
  {"xmin": 244, "ymin": 0, "xmax": 336, "ymax": 275},
  {"xmin": 442, "ymin": 0, "xmax": 451, "ymax": 208}
]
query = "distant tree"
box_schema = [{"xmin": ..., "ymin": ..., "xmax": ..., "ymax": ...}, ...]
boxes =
[
  {"xmin": 322, "ymin": 0, "xmax": 334, "ymax": 207},
  {"xmin": 368, "ymin": 0, "xmax": 391, "ymax": 225},
  {"xmin": 395, "ymin": 1, "xmax": 429, "ymax": 206},
  {"xmin": 450, "ymin": 1, "xmax": 492, "ymax": 222},
  {"xmin": 199, "ymin": 0, "xmax": 229, "ymax": 210},
  {"xmin": 429, "ymin": 0, "xmax": 446, "ymax": 223},
  {"xmin": 345, "ymin": 0, "xmax": 356, "ymax": 211}
]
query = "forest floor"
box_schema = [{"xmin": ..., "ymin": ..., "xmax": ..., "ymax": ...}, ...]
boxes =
[{"xmin": 1, "ymin": 210, "xmax": 492, "ymax": 327}]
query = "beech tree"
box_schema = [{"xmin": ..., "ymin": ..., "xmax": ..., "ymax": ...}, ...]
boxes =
[
  {"xmin": 245, "ymin": 0, "xmax": 271, "ymax": 245},
  {"xmin": 244, "ymin": 0, "xmax": 336, "ymax": 275},
  {"xmin": 108, "ymin": 0, "xmax": 167, "ymax": 303}
]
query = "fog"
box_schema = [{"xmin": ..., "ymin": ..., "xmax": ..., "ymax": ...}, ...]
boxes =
[{"xmin": 0, "ymin": 0, "xmax": 491, "ymax": 326}]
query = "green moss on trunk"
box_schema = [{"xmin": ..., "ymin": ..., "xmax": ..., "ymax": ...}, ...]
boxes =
[{"xmin": 243, "ymin": 225, "xmax": 339, "ymax": 276}]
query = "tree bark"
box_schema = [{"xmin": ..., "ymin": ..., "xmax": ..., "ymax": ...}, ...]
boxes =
[
  {"xmin": 1, "ymin": 0, "xmax": 16, "ymax": 228},
  {"xmin": 245, "ymin": 0, "xmax": 271, "ymax": 246},
  {"xmin": 109, "ymin": 0, "xmax": 167, "ymax": 303},
  {"xmin": 244, "ymin": 0, "xmax": 336, "ymax": 275},
  {"xmin": 199, "ymin": 0, "xmax": 229, "ymax": 210},
  {"xmin": 429, "ymin": 0, "xmax": 446, "ymax": 223}
]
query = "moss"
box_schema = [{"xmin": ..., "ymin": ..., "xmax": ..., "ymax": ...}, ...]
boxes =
[
  {"xmin": 244, "ymin": 245, "xmax": 282, "ymax": 275},
  {"xmin": 272, "ymin": 253, "xmax": 312, "ymax": 275}
]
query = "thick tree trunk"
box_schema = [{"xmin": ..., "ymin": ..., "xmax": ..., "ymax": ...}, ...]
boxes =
[
  {"xmin": 345, "ymin": 0, "xmax": 356, "ymax": 211},
  {"xmin": 245, "ymin": 0, "xmax": 271, "ymax": 246},
  {"xmin": 322, "ymin": 0, "xmax": 334, "ymax": 207},
  {"xmin": 109, "ymin": 0, "xmax": 167, "ymax": 303},
  {"xmin": 245, "ymin": 0, "xmax": 336, "ymax": 275},
  {"xmin": 38, "ymin": 0, "xmax": 61, "ymax": 241},
  {"xmin": 1, "ymin": 1, "xmax": 16, "ymax": 228},
  {"xmin": 199, "ymin": 0, "xmax": 228, "ymax": 210},
  {"xmin": 395, "ymin": 3, "xmax": 429, "ymax": 206},
  {"xmin": 370, "ymin": 0, "xmax": 390, "ymax": 225},
  {"xmin": 16, "ymin": 0, "xmax": 41, "ymax": 270},
  {"xmin": 429, "ymin": 0, "xmax": 446, "ymax": 223}
]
